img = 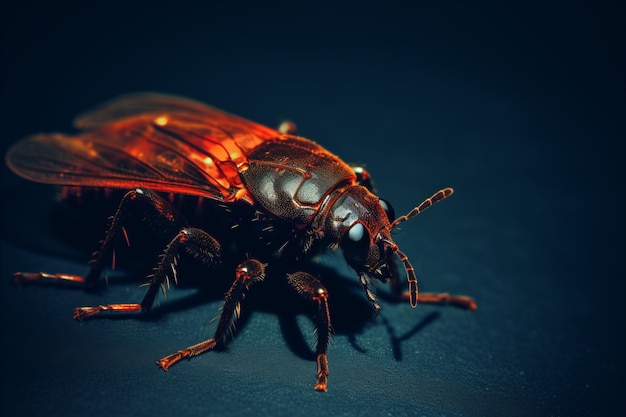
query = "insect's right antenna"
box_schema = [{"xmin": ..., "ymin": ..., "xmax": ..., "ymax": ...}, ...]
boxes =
[{"xmin": 390, "ymin": 188, "xmax": 454, "ymax": 230}]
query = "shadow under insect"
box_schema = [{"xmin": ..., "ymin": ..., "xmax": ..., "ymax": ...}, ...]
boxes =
[{"xmin": 5, "ymin": 183, "xmax": 441, "ymax": 366}]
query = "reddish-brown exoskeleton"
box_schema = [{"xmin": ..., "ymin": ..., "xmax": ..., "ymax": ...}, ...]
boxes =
[{"xmin": 6, "ymin": 93, "xmax": 476, "ymax": 391}]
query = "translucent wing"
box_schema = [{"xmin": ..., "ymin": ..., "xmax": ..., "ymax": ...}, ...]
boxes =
[{"xmin": 6, "ymin": 93, "xmax": 281, "ymax": 202}]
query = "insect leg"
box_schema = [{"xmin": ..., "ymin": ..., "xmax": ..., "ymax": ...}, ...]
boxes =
[
  {"xmin": 402, "ymin": 292, "xmax": 478, "ymax": 310},
  {"xmin": 83, "ymin": 188, "xmax": 188, "ymax": 287},
  {"xmin": 390, "ymin": 251, "xmax": 476, "ymax": 310},
  {"xmin": 286, "ymin": 272, "xmax": 332, "ymax": 392},
  {"xmin": 12, "ymin": 272, "xmax": 88, "ymax": 286},
  {"xmin": 386, "ymin": 257, "xmax": 404, "ymax": 298},
  {"xmin": 156, "ymin": 259, "xmax": 265, "ymax": 371},
  {"xmin": 12, "ymin": 188, "xmax": 186, "ymax": 288},
  {"xmin": 74, "ymin": 227, "xmax": 221, "ymax": 319},
  {"xmin": 358, "ymin": 272, "xmax": 382, "ymax": 317}
]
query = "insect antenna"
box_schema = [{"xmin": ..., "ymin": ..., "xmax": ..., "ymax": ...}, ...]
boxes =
[
  {"xmin": 395, "ymin": 249, "xmax": 419, "ymax": 307},
  {"xmin": 390, "ymin": 188, "xmax": 454, "ymax": 230}
]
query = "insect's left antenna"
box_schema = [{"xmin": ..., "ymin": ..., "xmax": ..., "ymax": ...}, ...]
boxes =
[{"xmin": 396, "ymin": 249, "xmax": 418, "ymax": 307}]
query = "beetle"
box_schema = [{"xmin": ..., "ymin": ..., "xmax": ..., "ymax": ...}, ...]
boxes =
[{"xmin": 6, "ymin": 93, "xmax": 476, "ymax": 391}]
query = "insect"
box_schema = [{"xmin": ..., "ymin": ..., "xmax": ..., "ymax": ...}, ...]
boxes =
[{"xmin": 6, "ymin": 93, "xmax": 477, "ymax": 391}]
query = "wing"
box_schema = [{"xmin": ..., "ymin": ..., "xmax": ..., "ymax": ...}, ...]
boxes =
[{"xmin": 6, "ymin": 93, "xmax": 281, "ymax": 202}]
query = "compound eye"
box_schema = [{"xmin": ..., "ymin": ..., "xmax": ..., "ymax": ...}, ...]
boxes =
[
  {"xmin": 342, "ymin": 222, "xmax": 370, "ymax": 264},
  {"xmin": 379, "ymin": 198, "xmax": 395, "ymax": 223}
]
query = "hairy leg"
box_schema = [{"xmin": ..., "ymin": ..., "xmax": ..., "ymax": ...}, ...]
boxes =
[
  {"xmin": 287, "ymin": 271, "xmax": 332, "ymax": 392},
  {"xmin": 156, "ymin": 259, "xmax": 266, "ymax": 370}
]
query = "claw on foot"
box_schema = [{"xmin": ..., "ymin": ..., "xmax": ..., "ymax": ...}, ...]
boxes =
[
  {"xmin": 156, "ymin": 339, "xmax": 217, "ymax": 372},
  {"xmin": 314, "ymin": 377, "xmax": 328, "ymax": 392},
  {"xmin": 156, "ymin": 353, "xmax": 184, "ymax": 372}
]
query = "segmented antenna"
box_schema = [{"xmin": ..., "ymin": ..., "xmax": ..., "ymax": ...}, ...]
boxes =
[
  {"xmin": 390, "ymin": 188, "xmax": 454, "ymax": 230},
  {"xmin": 396, "ymin": 249, "xmax": 419, "ymax": 307}
]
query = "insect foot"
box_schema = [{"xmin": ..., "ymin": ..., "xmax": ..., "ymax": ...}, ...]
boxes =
[
  {"xmin": 13, "ymin": 271, "xmax": 86, "ymax": 286},
  {"xmin": 156, "ymin": 339, "xmax": 217, "ymax": 371},
  {"xmin": 314, "ymin": 353, "xmax": 329, "ymax": 392},
  {"xmin": 73, "ymin": 304, "xmax": 142, "ymax": 320},
  {"xmin": 404, "ymin": 293, "xmax": 478, "ymax": 311}
]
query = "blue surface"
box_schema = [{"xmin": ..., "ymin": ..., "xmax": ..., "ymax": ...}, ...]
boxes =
[{"xmin": 1, "ymin": 1, "xmax": 624, "ymax": 416}]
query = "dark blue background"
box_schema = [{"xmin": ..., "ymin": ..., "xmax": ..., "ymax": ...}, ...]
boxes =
[{"xmin": 1, "ymin": 1, "xmax": 624, "ymax": 416}]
